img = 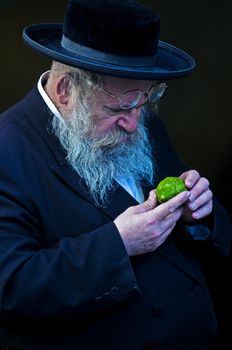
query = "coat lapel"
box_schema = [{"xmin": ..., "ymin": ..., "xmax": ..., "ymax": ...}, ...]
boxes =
[{"xmin": 51, "ymin": 164, "xmax": 139, "ymax": 219}]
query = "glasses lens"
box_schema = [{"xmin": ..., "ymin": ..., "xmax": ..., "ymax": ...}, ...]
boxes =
[
  {"xmin": 148, "ymin": 83, "xmax": 167, "ymax": 103},
  {"xmin": 119, "ymin": 90, "xmax": 143, "ymax": 109}
]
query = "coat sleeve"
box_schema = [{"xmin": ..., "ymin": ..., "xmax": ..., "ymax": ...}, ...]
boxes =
[{"xmin": 0, "ymin": 177, "xmax": 140, "ymax": 321}]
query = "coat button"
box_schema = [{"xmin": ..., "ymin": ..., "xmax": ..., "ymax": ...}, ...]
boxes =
[
  {"xmin": 151, "ymin": 304, "xmax": 163, "ymax": 318},
  {"xmin": 103, "ymin": 291, "xmax": 111, "ymax": 300},
  {"xmin": 194, "ymin": 285, "xmax": 203, "ymax": 298},
  {"xmin": 94, "ymin": 296, "xmax": 103, "ymax": 303},
  {"xmin": 110, "ymin": 286, "xmax": 119, "ymax": 295}
]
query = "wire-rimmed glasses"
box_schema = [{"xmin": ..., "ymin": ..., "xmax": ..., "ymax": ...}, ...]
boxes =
[{"xmin": 99, "ymin": 81, "xmax": 167, "ymax": 110}]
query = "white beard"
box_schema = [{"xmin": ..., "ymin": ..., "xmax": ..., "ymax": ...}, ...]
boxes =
[{"xmin": 50, "ymin": 104, "xmax": 154, "ymax": 207}]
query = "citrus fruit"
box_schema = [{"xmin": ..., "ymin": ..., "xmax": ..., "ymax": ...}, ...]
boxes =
[{"xmin": 156, "ymin": 176, "xmax": 187, "ymax": 203}]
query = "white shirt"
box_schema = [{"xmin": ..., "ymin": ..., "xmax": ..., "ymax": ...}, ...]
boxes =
[{"xmin": 37, "ymin": 71, "xmax": 144, "ymax": 204}]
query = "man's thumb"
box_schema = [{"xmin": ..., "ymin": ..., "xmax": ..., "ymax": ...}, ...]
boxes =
[{"xmin": 135, "ymin": 190, "xmax": 157, "ymax": 213}]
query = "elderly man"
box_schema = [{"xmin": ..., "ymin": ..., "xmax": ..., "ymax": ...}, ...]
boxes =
[{"xmin": 0, "ymin": 1, "xmax": 231, "ymax": 349}]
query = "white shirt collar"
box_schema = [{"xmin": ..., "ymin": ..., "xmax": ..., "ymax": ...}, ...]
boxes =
[{"xmin": 37, "ymin": 71, "xmax": 64, "ymax": 122}]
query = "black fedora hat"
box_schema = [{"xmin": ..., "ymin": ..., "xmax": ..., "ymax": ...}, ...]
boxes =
[{"xmin": 23, "ymin": 0, "xmax": 196, "ymax": 80}]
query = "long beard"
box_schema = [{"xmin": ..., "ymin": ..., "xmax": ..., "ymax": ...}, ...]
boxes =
[{"xmin": 50, "ymin": 104, "xmax": 154, "ymax": 207}]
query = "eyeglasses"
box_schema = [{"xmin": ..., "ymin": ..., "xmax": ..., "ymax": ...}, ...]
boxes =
[{"xmin": 99, "ymin": 81, "xmax": 167, "ymax": 110}]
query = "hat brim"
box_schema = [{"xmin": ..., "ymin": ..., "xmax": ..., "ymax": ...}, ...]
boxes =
[{"xmin": 23, "ymin": 23, "xmax": 196, "ymax": 80}]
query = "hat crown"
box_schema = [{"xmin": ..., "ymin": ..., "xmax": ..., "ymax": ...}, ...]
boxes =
[
  {"xmin": 23, "ymin": 0, "xmax": 196, "ymax": 79},
  {"xmin": 63, "ymin": 0, "xmax": 160, "ymax": 56}
]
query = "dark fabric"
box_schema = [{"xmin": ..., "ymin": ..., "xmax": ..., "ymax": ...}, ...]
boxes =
[
  {"xmin": 22, "ymin": 0, "xmax": 196, "ymax": 79},
  {"xmin": 0, "ymin": 87, "xmax": 231, "ymax": 350},
  {"xmin": 64, "ymin": 0, "xmax": 160, "ymax": 56}
]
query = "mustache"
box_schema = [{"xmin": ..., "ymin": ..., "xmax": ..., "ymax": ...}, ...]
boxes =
[{"xmin": 90, "ymin": 125, "xmax": 138, "ymax": 150}]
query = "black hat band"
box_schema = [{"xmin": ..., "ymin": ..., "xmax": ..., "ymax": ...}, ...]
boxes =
[{"xmin": 61, "ymin": 35, "xmax": 157, "ymax": 67}]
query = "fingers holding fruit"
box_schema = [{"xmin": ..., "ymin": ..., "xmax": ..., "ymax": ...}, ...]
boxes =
[
  {"xmin": 179, "ymin": 170, "xmax": 213, "ymax": 223},
  {"xmin": 114, "ymin": 188, "xmax": 189, "ymax": 256},
  {"xmin": 155, "ymin": 172, "xmax": 213, "ymax": 224},
  {"xmin": 179, "ymin": 170, "xmax": 200, "ymax": 190},
  {"xmin": 181, "ymin": 188, "xmax": 213, "ymax": 223},
  {"xmin": 114, "ymin": 172, "xmax": 212, "ymax": 256}
]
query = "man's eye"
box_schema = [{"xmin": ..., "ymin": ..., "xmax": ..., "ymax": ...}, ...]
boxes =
[{"xmin": 105, "ymin": 106, "xmax": 122, "ymax": 115}]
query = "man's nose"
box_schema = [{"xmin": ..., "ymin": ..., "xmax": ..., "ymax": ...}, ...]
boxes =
[{"xmin": 116, "ymin": 108, "xmax": 141, "ymax": 133}]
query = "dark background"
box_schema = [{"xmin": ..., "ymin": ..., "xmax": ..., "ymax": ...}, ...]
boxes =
[{"xmin": 0, "ymin": 0, "xmax": 231, "ymax": 347}]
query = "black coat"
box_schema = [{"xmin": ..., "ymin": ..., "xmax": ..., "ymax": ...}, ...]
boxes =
[{"xmin": 0, "ymin": 87, "xmax": 231, "ymax": 350}]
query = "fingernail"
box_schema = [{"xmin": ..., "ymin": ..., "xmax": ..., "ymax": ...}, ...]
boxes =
[
  {"xmin": 189, "ymin": 194, "xmax": 194, "ymax": 201},
  {"xmin": 185, "ymin": 181, "xmax": 191, "ymax": 188},
  {"xmin": 189, "ymin": 203, "xmax": 196, "ymax": 210},
  {"xmin": 185, "ymin": 191, "xmax": 190, "ymax": 198}
]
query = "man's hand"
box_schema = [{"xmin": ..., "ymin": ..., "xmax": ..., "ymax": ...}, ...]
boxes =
[
  {"xmin": 180, "ymin": 170, "xmax": 213, "ymax": 225},
  {"xmin": 114, "ymin": 190, "xmax": 190, "ymax": 256}
]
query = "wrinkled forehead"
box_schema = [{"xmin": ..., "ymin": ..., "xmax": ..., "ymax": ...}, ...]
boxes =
[{"xmin": 100, "ymin": 74, "xmax": 155, "ymax": 93}]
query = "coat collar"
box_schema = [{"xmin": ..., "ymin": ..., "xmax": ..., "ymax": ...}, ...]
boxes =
[{"xmin": 23, "ymin": 86, "xmax": 68, "ymax": 166}]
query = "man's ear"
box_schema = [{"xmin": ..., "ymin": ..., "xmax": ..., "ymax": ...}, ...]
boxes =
[{"xmin": 56, "ymin": 75, "xmax": 71, "ymax": 105}]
